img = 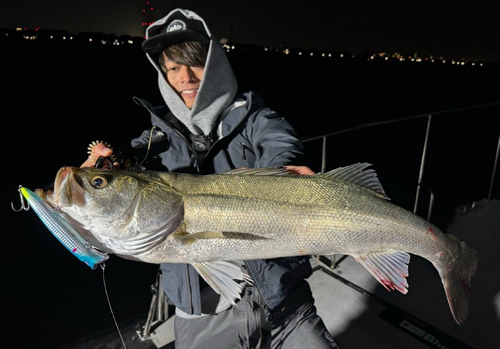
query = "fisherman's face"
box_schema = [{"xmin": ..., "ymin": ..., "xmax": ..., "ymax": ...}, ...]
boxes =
[{"xmin": 163, "ymin": 56, "xmax": 204, "ymax": 109}]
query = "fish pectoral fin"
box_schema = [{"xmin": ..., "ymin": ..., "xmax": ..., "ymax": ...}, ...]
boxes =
[
  {"xmin": 192, "ymin": 261, "xmax": 254, "ymax": 306},
  {"xmin": 173, "ymin": 230, "xmax": 269, "ymax": 245},
  {"xmin": 355, "ymin": 251, "xmax": 410, "ymax": 294},
  {"xmin": 172, "ymin": 230, "xmax": 226, "ymax": 245}
]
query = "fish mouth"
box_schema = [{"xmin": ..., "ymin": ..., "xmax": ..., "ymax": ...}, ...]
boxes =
[{"xmin": 54, "ymin": 166, "xmax": 87, "ymax": 208}]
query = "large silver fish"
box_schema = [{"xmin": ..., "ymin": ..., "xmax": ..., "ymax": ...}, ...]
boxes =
[{"xmin": 40, "ymin": 163, "xmax": 478, "ymax": 325}]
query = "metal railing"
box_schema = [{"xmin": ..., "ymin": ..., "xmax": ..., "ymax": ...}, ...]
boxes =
[
  {"xmin": 301, "ymin": 101, "xmax": 500, "ymax": 221},
  {"xmin": 136, "ymin": 270, "xmax": 170, "ymax": 342}
]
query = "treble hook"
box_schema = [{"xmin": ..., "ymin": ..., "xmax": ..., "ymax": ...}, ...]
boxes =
[{"xmin": 11, "ymin": 185, "xmax": 30, "ymax": 212}]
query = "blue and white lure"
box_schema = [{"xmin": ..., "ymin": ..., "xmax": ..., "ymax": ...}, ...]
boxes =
[{"xmin": 14, "ymin": 186, "xmax": 109, "ymax": 269}]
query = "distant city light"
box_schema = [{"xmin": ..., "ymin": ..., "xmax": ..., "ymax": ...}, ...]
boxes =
[{"xmin": 4, "ymin": 26, "xmax": 490, "ymax": 66}]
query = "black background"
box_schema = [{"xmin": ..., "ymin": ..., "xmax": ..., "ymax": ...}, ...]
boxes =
[{"xmin": 3, "ymin": 35, "xmax": 499, "ymax": 348}]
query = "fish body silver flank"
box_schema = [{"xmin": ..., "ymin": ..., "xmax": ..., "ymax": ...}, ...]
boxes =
[{"xmin": 45, "ymin": 163, "xmax": 478, "ymax": 325}]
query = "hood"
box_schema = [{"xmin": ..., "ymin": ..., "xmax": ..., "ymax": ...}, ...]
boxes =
[{"xmin": 144, "ymin": 8, "xmax": 238, "ymax": 136}]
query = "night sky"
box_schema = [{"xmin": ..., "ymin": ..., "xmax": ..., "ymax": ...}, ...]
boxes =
[{"xmin": 2, "ymin": 0, "xmax": 500, "ymax": 62}]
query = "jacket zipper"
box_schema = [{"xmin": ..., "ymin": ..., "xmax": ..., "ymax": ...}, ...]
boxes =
[
  {"xmin": 240, "ymin": 142, "xmax": 246, "ymax": 160},
  {"xmin": 185, "ymin": 264, "xmax": 193, "ymax": 314}
]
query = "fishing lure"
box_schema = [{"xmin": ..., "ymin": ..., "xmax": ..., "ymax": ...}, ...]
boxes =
[{"xmin": 14, "ymin": 186, "xmax": 109, "ymax": 269}]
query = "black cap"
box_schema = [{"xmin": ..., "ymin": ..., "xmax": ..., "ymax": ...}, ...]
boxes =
[{"xmin": 142, "ymin": 11, "xmax": 210, "ymax": 55}]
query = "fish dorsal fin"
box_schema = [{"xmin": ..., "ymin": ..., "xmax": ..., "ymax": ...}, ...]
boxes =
[
  {"xmin": 219, "ymin": 167, "xmax": 292, "ymax": 176},
  {"xmin": 355, "ymin": 251, "xmax": 410, "ymax": 294},
  {"xmin": 321, "ymin": 163, "xmax": 390, "ymax": 200},
  {"xmin": 192, "ymin": 261, "xmax": 254, "ymax": 305}
]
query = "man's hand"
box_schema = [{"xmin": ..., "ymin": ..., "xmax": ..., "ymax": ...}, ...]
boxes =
[
  {"xmin": 80, "ymin": 142, "xmax": 114, "ymax": 168},
  {"xmin": 284, "ymin": 165, "xmax": 315, "ymax": 176}
]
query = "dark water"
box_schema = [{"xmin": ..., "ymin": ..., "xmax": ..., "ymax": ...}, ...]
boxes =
[{"xmin": 3, "ymin": 39, "xmax": 499, "ymax": 348}]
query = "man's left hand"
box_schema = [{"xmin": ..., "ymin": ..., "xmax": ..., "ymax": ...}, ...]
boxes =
[{"xmin": 284, "ymin": 165, "xmax": 315, "ymax": 176}]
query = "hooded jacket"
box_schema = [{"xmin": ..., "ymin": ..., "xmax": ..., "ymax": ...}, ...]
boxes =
[
  {"xmin": 132, "ymin": 9, "xmax": 313, "ymax": 315},
  {"xmin": 144, "ymin": 8, "xmax": 238, "ymax": 137}
]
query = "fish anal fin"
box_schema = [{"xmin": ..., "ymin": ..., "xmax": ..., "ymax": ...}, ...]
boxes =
[
  {"xmin": 355, "ymin": 251, "xmax": 410, "ymax": 294},
  {"xmin": 192, "ymin": 261, "xmax": 254, "ymax": 305}
]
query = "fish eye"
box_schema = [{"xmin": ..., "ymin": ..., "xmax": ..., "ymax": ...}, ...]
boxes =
[{"xmin": 91, "ymin": 175, "xmax": 108, "ymax": 189}]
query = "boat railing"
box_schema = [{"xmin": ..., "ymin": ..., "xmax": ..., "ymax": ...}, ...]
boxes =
[
  {"xmin": 300, "ymin": 101, "xmax": 500, "ymax": 221},
  {"xmin": 302, "ymin": 101, "xmax": 499, "ymax": 270}
]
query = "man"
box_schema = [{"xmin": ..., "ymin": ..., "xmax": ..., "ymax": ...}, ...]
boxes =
[{"xmin": 85, "ymin": 8, "xmax": 339, "ymax": 349}]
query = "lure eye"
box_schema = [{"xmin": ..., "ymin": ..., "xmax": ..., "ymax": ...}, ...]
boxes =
[{"xmin": 91, "ymin": 175, "xmax": 108, "ymax": 189}]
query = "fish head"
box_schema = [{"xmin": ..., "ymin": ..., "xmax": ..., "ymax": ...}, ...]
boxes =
[
  {"xmin": 52, "ymin": 166, "xmax": 183, "ymax": 240},
  {"xmin": 53, "ymin": 166, "xmax": 139, "ymax": 214}
]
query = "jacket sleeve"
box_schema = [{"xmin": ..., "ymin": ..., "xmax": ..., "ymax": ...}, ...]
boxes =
[
  {"xmin": 130, "ymin": 128, "xmax": 171, "ymax": 170},
  {"xmin": 247, "ymin": 107, "xmax": 305, "ymax": 168},
  {"xmin": 131, "ymin": 129, "xmax": 152, "ymax": 148}
]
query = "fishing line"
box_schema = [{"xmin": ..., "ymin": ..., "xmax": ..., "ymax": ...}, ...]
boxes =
[
  {"xmin": 137, "ymin": 125, "xmax": 158, "ymax": 168},
  {"xmin": 101, "ymin": 263, "xmax": 127, "ymax": 349}
]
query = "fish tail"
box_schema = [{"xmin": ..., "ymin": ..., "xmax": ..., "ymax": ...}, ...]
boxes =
[{"xmin": 437, "ymin": 234, "xmax": 479, "ymax": 325}]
